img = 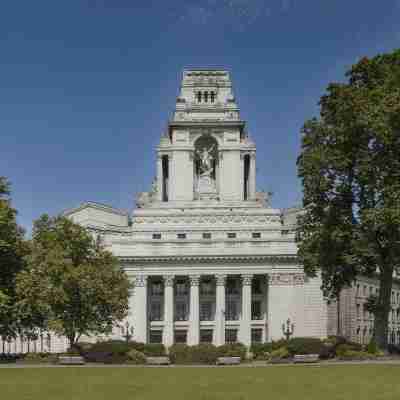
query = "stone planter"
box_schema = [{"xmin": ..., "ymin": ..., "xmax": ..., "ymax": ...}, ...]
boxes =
[
  {"xmin": 216, "ymin": 356, "xmax": 241, "ymax": 365},
  {"xmin": 293, "ymin": 354, "xmax": 319, "ymax": 363},
  {"xmin": 58, "ymin": 355, "xmax": 85, "ymax": 365},
  {"xmin": 146, "ymin": 356, "xmax": 170, "ymax": 365}
]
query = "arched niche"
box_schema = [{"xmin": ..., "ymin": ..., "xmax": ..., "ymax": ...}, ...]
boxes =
[{"xmin": 193, "ymin": 135, "xmax": 219, "ymax": 200}]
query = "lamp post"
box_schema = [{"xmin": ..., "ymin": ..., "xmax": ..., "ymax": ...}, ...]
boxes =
[
  {"xmin": 282, "ymin": 318, "xmax": 294, "ymax": 341},
  {"xmin": 122, "ymin": 321, "xmax": 134, "ymax": 343}
]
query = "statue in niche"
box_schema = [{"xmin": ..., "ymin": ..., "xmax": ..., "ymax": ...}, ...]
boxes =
[{"xmin": 195, "ymin": 142, "xmax": 217, "ymax": 198}]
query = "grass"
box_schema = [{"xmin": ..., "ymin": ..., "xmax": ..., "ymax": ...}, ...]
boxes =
[{"xmin": 0, "ymin": 365, "xmax": 400, "ymax": 400}]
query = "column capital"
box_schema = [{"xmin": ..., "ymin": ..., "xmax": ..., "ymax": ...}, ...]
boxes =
[
  {"xmin": 241, "ymin": 274, "xmax": 253, "ymax": 286},
  {"xmin": 163, "ymin": 275, "xmax": 175, "ymax": 287},
  {"xmin": 216, "ymin": 274, "xmax": 227, "ymax": 286},
  {"xmin": 134, "ymin": 275, "xmax": 147, "ymax": 287},
  {"xmin": 189, "ymin": 275, "xmax": 201, "ymax": 286}
]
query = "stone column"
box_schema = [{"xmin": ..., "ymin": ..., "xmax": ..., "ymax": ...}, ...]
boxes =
[
  {"xmin": 156, "ymin": 154, "xmax": 163, "ymax": 201},
  {"xmin": 240, "ymin": 274, "xmax": 253, "ymax": 347},
  {"xmin": 133, "ymin": 275, "xmax": 147, "ymax": 343},
  {"xmin": 249, "ymin": 152, "xmax": 256, "ymax": 200},
  {"xmin": 188, "ymin": 275, "xmax": 201, "ymax": 345},
  {"xmin": 215, "ymin": 274, "xmax": 227, "ymax": 346},
  {"xmin": 163, "ymin": 275, "xmax": 174, "ymax": 347}
]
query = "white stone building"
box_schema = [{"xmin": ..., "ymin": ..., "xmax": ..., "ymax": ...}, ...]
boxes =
[{"xmin": 1, "ymin": 69, "xmax": 330, "ymax": 353}]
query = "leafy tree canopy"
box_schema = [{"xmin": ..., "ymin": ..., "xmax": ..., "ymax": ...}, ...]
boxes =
[
  {"xmin": 0, "ymin": 176, "xmax": 27, "ymax": 340},
  {"xmin": 296, "ymin": 49, "xmax": 400, "ymax": 348},
  {"xmin": 16, "ymin": 215, "xmax": 132, "ymax": 347}
]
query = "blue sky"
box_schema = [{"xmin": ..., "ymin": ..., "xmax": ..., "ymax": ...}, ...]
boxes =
[{"xmin": 1, "ymin": 0, "xmax": 399, "ymax": 232}]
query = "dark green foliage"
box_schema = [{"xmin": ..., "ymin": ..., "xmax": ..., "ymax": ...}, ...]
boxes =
[
  {"xmin": 169, "ymin": 344, "xmax": 219, "ymax": 364},
  {"xmin": 16, "ymin": 216, "xmax": 132, "ymax": 348},
  {"xmin": 217, "ymin": 343, "xmax": 247, "ymax": 360},
  {"xmin": 0, "ymin": 177, "xmax": 28, "ymax": 340},
  {"xmin": 0, "ymin": 353, "xmax": 18, "ymax": 363},
  {"xmin": 143, "ymin": 343, "xmax": 166, "ymax": 356},
  {"xmin": 126, "ymin": 349, "xmax": 146, "ymax": 364},
  {"xmin": 286, "ymin": 337, "xmax": 324, "ymax": 355},
  {"xmin": 296, "ymin": 49, "xmax": 400, "ymax": 349},
  {"xmin": 387, "ymin": 344, "xmax": 400, "ymax": 354},
  {"xmin": 168, "ymin": 344, "xmax": 192, "ymax": 364},
  {"xmin": 367, "ymin": 338, "xmax": 378, "ymax": 354}
]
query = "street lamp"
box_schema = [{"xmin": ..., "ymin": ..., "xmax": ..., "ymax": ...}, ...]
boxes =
[
  {"xmin": 122, "ymin": 321, "xmax": 134, "ymax": 343},
  {"xmin": 282, "ymin": 318, "xmax": 294, "ymax": 340}
]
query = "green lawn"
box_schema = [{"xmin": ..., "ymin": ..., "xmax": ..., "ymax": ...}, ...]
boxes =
[{"xmin": 1, "ymin": 365, "xmax": 399, "ymax": 400}]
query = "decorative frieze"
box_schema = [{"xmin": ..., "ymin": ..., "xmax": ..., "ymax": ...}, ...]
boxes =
[
  {"xmin": 268, "ymin": 273, "xmax": 305, "ymax": 286},
  {"xmin": 131, "ymin": 214, "xmax": 281, "ymax": 225}
]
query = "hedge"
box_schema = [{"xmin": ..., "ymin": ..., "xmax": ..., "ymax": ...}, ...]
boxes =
[{"xmin": 286, "ymin": 337, "xmax": 324, "ymax": 356}]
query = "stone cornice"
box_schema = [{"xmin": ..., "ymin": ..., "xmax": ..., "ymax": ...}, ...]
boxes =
[{"xmin": 119, "ymin": 254, "xmax": 298, "ymax": 264}]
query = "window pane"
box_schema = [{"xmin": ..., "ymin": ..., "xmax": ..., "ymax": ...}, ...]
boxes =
[
  {"xmin": 149, "ymin": 330, "xmax": 163, "ymax": 344},
  {"xmin": 225, "ymin": 329, "xmax": 238, "ymax": 343},
  {"xmin": 174, "ymin": 330, "xmax": 187, "ymax": 344},
  {"xmin": 200, "ymin": 329, "xmax": 213, "ymax": 343}
]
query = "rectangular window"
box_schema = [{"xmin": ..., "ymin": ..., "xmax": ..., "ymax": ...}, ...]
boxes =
[
  {"xmin": 226, "ymin": 300, "xmax": 239, "ymax": 321},
  {"xmin": 152, "ymin": 233, "xmax": 162, "ymax": 239},
  {"xmin": 150, "ymin": 281, "xmax": 163, "ymax": 296},
  {"xmin": 356, "ymin": 304, "xmax": 360, "ymax": 318},
  {"xmin": 227, "ymin": 233, "xmax": 236, "ymax": 239},
  {"xmin": 150, "ymin": 301, "xmax": 163, "ymax": 321},
  {"xmin": 225, "ymin": 329, "xmax": 238, "ymax": 344},
  {"xmin": 149, "ymin": 330, "xmax": 163, "ymax": 344},
  {"xmin": 200, "ymin": 302, "xmax": 213, "ymax": 321},
  {"xmin": 252, "ymin": 232, "xmax": 261, "ymax": 239},
  {"xmin": 177, "ymin": 233, "xmax": 186, "ymax": 239},
  {"xmin": 252, "ymin": 278, "xmax": 263, "ymax": 295},
  {"xmin": 174, "ymin": 330, "xmax": 187, "ymax": 344},
  {"xmin": 202, "ymin": 233, "xmax": 212, "ymax": 239},
  {"xmin": 175, "ymin": 301, "xmax": 188, "ymax": 321},
  {"xmin": 251, "ymin": 328, "xmax": 263, "ymax": 344},
  {"xmin": 200, "ymin": 280, "xmax": 214, "ymax": 296},
  {"xmin": 200, "ymin": 329, "xmax": 213, "ymax": 344},
  {"xmin": 252, "ymin": 300, "xmax": 263, "ymax": 320},
  {"xmin": 175, "ymin": 281, "xmax": 189, "ymax": 296}
]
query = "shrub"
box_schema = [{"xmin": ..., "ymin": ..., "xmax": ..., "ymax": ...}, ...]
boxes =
[
  {"xmin": 387, "ymin": 344, "xmax": 400, "ymax": 355},
  {"xmin": 75, "ymin": 341, "xmax": 94, "ymax": 354},
  {"xmin": 143, "ymin": 343, "xmax": 166, "ymax": 356},
  {"xmin": 269, "ymin": 347, "xmax": 290, "ymax": 360},
  {"xmin": 0, "ymin": 353, "xmax": 18, "ymax": 364},
  {"xmin": 126, "ymin": 349, "xmax": 146, "ymax": 364},
  {"xmin": 128, "ymin": 341, "xmax": 145, "ymax": 353},
  {"xmin": 190, "ymin": 344, "xmax": 218, "ymax": 364},
  {"xmin": 318, "ymin": 343, "xmax": 336, "ymax": 360},
  {"xmin": 217, "ymin": 343, "xmax": 247, "ymax": 360},
  {"xmin": 84, "ymin": 340, "xmax": 134, "ymax": 363},
  {"xmin": 337, "ymin": 350, "xmax": 374, "ymax": 361},
  {"xmin": 367, "ymin": 338, "xmax": 378, "ymax": 354},
  {"xmin": 335, "ymin": 342, "xmax": 363, "ymax": 357},
  {"xmin": 22, "ymin": 352, "xmax": 58, "ymax": 363},
  {"xmin": 286, "ymin": 337, "xmax": 324, "ymax": 355},
  {"xmin": 169, "ymin": 344, "xmax": 192, "ymax": 364}
]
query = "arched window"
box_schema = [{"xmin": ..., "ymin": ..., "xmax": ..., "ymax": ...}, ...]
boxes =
[
  {"xmin": 197, "ymin": 91, "xmax": 202, "ymax": 103},
  {"xmin": 204, "ymin": 91, "xmax": 208, "ymax": 103}
]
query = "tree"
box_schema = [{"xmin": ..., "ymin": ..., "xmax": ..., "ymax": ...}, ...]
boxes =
[
  {"xmin": 16, "ymin": 215, "xmax": 132, "ymax": 348},
  {"xmin": 296, "ymin": 49, "xmax": 400, "ymax": 349},
  {"xmin": 0, "ymin": 177, "xmax": 27, "ymax": 343}
]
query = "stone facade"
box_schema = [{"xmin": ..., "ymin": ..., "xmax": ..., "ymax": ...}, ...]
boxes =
[
  {"xmin": 1, "ymin": 69, "xmax": 330, "ymax": 353},
  {"xmin": 327, "ymin": 277, "xmax": 400, "ymax": 345}
]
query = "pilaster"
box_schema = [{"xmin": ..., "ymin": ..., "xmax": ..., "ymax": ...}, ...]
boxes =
[
  {"xmin": 188, "ymin": 275, "xmax": 201, "ymax": 345},
  {"xmin": 215, "ymin": 274, "xmax": 227, "ymax": 346},
  {"xmin": 163, "ymin": 275, "xmax": 174, "ymax": 347},
  {"xmin": 240, "ymin": 274, "xmax": 253, "ymax": 346},
  {"xmin": 133, "ymin": 274, "xmax": 148, "ymax": 343}
]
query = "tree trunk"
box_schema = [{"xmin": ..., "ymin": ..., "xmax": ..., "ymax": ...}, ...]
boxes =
[
  {"xmin": 67, "ymin": 333, "xmax": 76, "ymax": 352},
  {"xmin": 374, "ymin": 268, "xmax": 393, "ymax": 350}
]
